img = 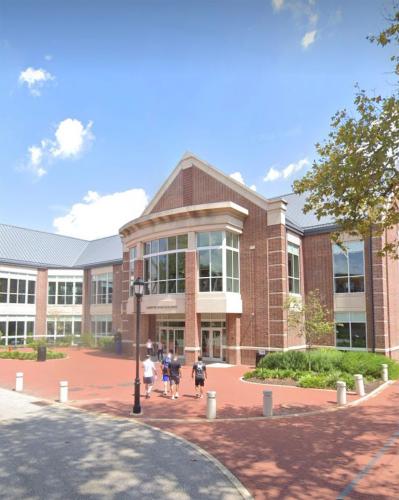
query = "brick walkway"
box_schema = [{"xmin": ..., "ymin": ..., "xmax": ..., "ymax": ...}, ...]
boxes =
[
  {"xmin": 1, "ymin": 348, "xmax": 398, "ymax": 499},
  {"xmin": 0, "ymin": 348, "xmax": 357, "ymax": 419}
]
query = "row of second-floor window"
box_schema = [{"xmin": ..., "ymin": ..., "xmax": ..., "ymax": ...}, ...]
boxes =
[
  {"xmin": 288, "ymin": 243, "xmax": 300, "ymax": 294},
  {"xmin": 48, "ymin": 279, "xmax": 82, "ymax": 305},
  {"xmin": 0, "ymin": 318, "xmax": 35, "ymax": 345},
  {"xmin": 91, "ymin": 273, "xmax": 113, "ymax": 304},
  {"xmin": 0, "ymin": 278, "xmax": 36, "ymax": 304},
  {"xmin": 333, "ymin": 241, "xmax": 364, "ymax": 293}
]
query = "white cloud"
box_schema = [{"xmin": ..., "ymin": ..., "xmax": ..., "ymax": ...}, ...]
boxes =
[
  {"xmin": 51, "ymin": 119, "xmax": 94, "ymax": 158},
  {"xmin": 264, "ymin": 157, "xmax": 310, "ymax": 182},
  {"xmin": 18, "ymin": 67, "xmax": 54, "ymax": 96},
  {"xmin": 301, "ymin": 30, "xmax": 317, "ymax": 48},
  {"xmin": 272, "ymin": 0, "xmax": 284, "ymax": 10},
  {"xmin": 25, "ymin": 118, "xmax": 94, "ymax": 177},
  {"xmin": 53, "ymin": 189, "xmax": 149, "ymax": 240},
  {"xmin": 44, "ymin": 54, "xmax": 53, "ymax": 61},
  {"xmin": 230, "ymin": 171, "xmax": 257, "ymax": 191},
  {"xmin": 264, "ymin": 167, "xmax": 282, "ymax": 182},
  {"xmin": 230, "ymin": 171, "xmax": 245, "ymax": 184}
]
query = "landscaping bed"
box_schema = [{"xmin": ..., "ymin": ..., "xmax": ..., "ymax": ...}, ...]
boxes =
[
  {"xmin": 243, "ymin": 350, "xmax": 399, "ymax": 390},
  {"xmin": 0, "ymin": 349, "xmax": 66, "ymax": 360}
]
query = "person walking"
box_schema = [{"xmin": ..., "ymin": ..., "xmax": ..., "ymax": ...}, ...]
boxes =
[
  {"xmin": 113, "ymin": 330, "xmax": 122, "ymax": 355},
  {"xmin": 142, "ymin": 355, "xmax": 156, "ymax": 398},
  {"xmin": 168, "ymin": 354, "xmax": 182, "ymax": 400},
  {"xmin": 146, "ymin": 338, "xmax": 153, "ymax": 357},
  {"xmin": 192, "ymin": 356, "xmax": 207, "ymax": 398},
  {"xmin": 157, "ymin": 340, "xmax": 164, "ymax": 361},
  {"xmin": 161, "ymin": 350, "xmax": 172, "ymax": 396}
]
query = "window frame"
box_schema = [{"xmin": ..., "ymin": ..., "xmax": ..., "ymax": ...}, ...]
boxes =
[
  {"xmin": 196, "ymin": 230, "xmax": 240, "ymax": 294},
  {"xmin": 333, "ymin": 241, "xmax": 365, "ymax": 294},
  {"xmin": 287, "ymin": 242, "xmax": 301, "ymax": 295},
  {"xmin": 48, "ymin": 276, "xmax": 83, "ymax": 305},
  {"xmin": 334, "ymin": 311, "xmax": 367, "ymax": 350}
]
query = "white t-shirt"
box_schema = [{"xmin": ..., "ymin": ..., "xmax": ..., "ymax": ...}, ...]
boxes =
[
  {"xmin": 146, "ymin": 340, "xmax": 152, "ymax": 348},
  {"xmin": 143, "ymin": 358, "xmax": 155, "ymax": 378}
]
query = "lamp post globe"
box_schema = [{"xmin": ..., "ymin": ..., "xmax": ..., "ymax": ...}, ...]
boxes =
[{"xmin": 132, "ymin": 277, "xmax": 145, "ymax": 415}]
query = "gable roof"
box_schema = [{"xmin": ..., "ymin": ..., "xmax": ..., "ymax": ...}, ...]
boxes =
[
  {"xmin": 143, "ymin": 151, "xmax": 270, "ymax": 215},
  {"xmin": 0, "ymin": 224, "xmax": 122, "ymax": 269}
]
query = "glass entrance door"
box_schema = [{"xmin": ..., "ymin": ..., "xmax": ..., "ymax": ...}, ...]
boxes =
[
  {"xmin": 201, "ymin": 328, "xmax": 222, "ymax": 360},
  {"xmin": 159, "ymin": 328, "xmax": 184, "ymax": 356}
]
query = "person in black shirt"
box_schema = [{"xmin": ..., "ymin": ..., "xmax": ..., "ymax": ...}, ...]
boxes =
[
  {"xmin": 192, "ymin": 356, "xmax": 207, "ymax": 398},
  {"xmin": 168, "ymin": 355, "xmax": 182, "ymax": 400}
]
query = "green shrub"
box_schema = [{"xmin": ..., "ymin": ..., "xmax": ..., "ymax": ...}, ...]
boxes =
[
  {"xmin": 337, "ymin": 351, "xmax": 399, "ymax": 379},
  {"xmin": 0, "ymin": 350, "xmax": 65, "ymax": 360},
  {"xmin": 79, "ymin": 332, "xmax": 96, "ymax": 348},
  {"xmin": 258, "ymin": 350, "xmax": 308, "ymax": 371},
  {"xmin": 97, "ymin": 337, "xmax": 114, "ymax": 352},
  {"xmin": 298, "ymin": 371, "xmax": 355, "ymax": 390}
]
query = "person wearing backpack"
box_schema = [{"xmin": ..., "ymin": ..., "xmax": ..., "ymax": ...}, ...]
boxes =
[
  {"xmin": 192, "ymin": 356, "xmax": 207, "ymax": 398},
  {"xmin": 161, "ymin": 350, "xmax": 173, "ymax": 396}
]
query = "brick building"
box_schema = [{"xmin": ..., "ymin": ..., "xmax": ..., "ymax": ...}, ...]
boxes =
[{"xmin": 1, "ymin": 153, "xmax": 399, "ymax": 362}]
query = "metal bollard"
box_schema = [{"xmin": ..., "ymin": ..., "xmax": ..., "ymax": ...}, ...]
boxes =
[
  {"xmin": 59, "ymin": 381, "xmax": 68, "ymax": 403},
  {"xmin": 263, "ymin": 390, "xmax": 273, "ymax": 417},
  {"xmin": 354, "ymin": 374, "xmax": 365, "ymax": 397},
  {"xmin": 381, "ymin": 364, "xmax": 389, "ymax": 382},
  {"xmin": 206, "ymin": 391, "xmax": 217, "ymax": 419},
  {"xmin": 336, "ymin": 381, "xmax": 347, "ymax": 406},
  {"xmin": 15, "ymin": 372, "xmax": 23, "ymax": 392}
]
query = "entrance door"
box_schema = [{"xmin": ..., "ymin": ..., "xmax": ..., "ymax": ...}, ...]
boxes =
[
  {"xmin": 159, "ymin": 328, "xmax": 185, "ymax": 357},
  {"xmin": 201, "ymin": 328, "xmax": 222, "ymax": 360}
]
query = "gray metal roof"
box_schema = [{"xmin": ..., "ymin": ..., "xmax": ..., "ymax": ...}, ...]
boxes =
[
  {"xmin": 0, "ymin": 224, "xmax": 122, "ymax": 269},
  {"xmin": 75, "ymin": 235, "xmax": 123, "ymax": 268},
  {"xmin": 281, "ymin": 193, "xmax": 335, "ymax": 231}
]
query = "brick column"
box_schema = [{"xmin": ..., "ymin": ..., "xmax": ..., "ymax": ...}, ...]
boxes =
[
  {"xmin": 266, "ymin": 224, "xmax": 288, "ymax": 350},
  {"xmin": 184, "ymin": 249, "xmax": 199, "ymax": 364},
  {"xmin": 35, "ymin": 269, "xmax": 48, "ymax": 336},
  {"xmin": 82, "ymin": 269, "xmax": 91, "ymax": 334},
  {"xmin": 366, "ymin": 235, "xmax": 390, "ymax": 353},
  {"xmin": 112, "ymin": 263, "xmax": 123, "ymax": 333},
  {"xmin": 226, "ymin": 313, "xmax": 241, "ymax": 365}
]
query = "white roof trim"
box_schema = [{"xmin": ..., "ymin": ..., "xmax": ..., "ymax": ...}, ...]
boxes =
[{"xmin": 143, "ymin": 152, "xmax": 270, "ymax": 215}]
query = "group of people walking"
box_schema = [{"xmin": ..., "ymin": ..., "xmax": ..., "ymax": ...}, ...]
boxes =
[{"xmin": 142, "ymin": 338, "xmax": 207, "ymax": 400}]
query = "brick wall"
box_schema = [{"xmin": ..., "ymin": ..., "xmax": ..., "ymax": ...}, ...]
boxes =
[
  {"xmin": 112, "ymin": 263, "xmax": 123, "ymax": 333},
  {"xmin": 303, "ymin": 232, "xmax": 335, "ymax": 346},
  {"xmin": 82, "ymin": 269, "xmax": 91, "ymax": 333},
  {"xmin": 385, "ymin": 227, "xmax": 399, "ymax": 356}
]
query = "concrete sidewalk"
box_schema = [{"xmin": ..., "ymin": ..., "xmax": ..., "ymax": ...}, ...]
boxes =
[{"xmin": 0, "ymin": 389, "xmax": 250, "ymax": 500}]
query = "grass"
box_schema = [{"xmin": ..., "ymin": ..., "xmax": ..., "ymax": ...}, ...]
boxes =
[
  {"xmin": 243, "ymin": 349, "xmax": 399, "ymax": 390},
  {"xmin": 0, "ymin": 350, "xmax": 66, "ymax": 360}
]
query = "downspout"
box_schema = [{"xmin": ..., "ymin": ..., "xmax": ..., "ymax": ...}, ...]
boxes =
[
  {"xmin": 369, "ymin": 227, "xmax": 376, "ymax": 353},
  {"xmin": 385, "ymin": 229, "xmax": 392, "ymax": 358}
]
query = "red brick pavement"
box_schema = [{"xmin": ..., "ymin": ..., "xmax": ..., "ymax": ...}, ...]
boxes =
[{"xmin": 1, "ymin": 348, "xmax": 398, "ymax": 499}]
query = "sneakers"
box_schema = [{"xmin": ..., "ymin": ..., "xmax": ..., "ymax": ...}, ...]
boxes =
[
  {"xmin": 199, "ymin": 394, "xmax": 203, "ymax": 399},
  {"xmin": 171, "ymin": 395, "xmax": 175, "ymax": 400},
  {"xmin": 175, "ymin": 393, "xmax": 179, "ymax": 399}
]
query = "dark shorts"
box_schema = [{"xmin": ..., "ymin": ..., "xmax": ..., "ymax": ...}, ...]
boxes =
[
  {"xmin": 162, "ymin": 374, "xmax": 170, "ymax": 382},
  {"xmin": 143, "ymin": 376, "xmax": 153, "ymax": 384},
  {"xmin": 170, "ymin": 376, "xmax": 180, "ymax": 385},
  {"xmin": 195, "ymin": 378, "xmax": 205, "ymax": 387}
]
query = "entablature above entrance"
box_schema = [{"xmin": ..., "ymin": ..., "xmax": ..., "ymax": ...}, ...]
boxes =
[{"xmin": 120, "ymin": 202, "xmax": 248, "ymax": 248}]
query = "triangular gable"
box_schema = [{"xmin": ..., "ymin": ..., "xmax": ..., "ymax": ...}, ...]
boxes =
[{"xmin": 143, "ymin": 152, "xmax": 270, "ymax": 215}]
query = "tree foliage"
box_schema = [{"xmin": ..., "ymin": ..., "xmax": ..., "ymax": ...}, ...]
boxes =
[
  {"xmin": 285, "ymin": 290, "xmax": 334, "ymax": 369},
  {"xmin": 294, "ymin": 8, "xmax": 399, "ymax": 256}
]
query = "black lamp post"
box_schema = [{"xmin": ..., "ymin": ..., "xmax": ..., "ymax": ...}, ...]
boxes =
[{"xmin": 131, "ymin": 276, "xmax": 144, "ymax": 415}]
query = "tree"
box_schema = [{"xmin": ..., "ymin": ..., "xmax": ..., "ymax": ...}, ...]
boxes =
[
  {"xmin": 293, "ymin": 9, "xmax": 399, "ymax": 257},
  {"xmin": 284, "ymin": 290, "xmax": 334, "ymax": 370}
]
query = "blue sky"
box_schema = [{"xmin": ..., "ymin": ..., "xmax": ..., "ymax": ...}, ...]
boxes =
[{"xmin": 0, "ymin": 0, "xmax": 395, "ymax": 239}]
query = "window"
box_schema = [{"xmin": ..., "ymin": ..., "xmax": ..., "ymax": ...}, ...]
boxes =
[
  {"xmin": 91, "ymin": 273, "xmax": 113, "ymax": 304},
  {"xmin": 91, "ymin": 315, "xmax": 113, "ymax": 337},
  {"xmin": 0, "ymin": 276, "xmax": 35, "ymax": 304},
  {"xmin": 144, "ymin": 235, "xmax": 187, "ymax": 295},
  {"xmin": 0, "ymin": 318, "xmax": 35, "ymax": 346},
  {"xmin": 46, "ymin": 316, "xmax": 82, "ymax": 342},
  {"xmin": 335, "ymin": 312, "xmax": 367, "ymax": 349},
  {"xmin": 197, "ymin": 231, "xmax": 240, "ymax": 293},
  {"xmin": 48, "ymin": 277, "xmax": 83, "ymax": 305},
  {"xmin": 288, "ymin": 243, "xmax": 300, "ymax": 294},
  {"xmin": 333, "ymin": 241, "xmax": 365, "ymax": 293}
]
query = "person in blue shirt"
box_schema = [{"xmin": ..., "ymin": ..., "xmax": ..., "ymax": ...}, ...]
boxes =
[{"xmin": 161, "ymin": 350, "xmax": 173, "ymax": 396}]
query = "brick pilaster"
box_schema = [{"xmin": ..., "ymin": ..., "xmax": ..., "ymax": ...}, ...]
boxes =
[
  {"xmin": 184, "ymin": 250, "xmax": 199, "ymax": 364},
  {"xmin": 35, "ymin": 269, "xmax": 48, "ymax": 335}
]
